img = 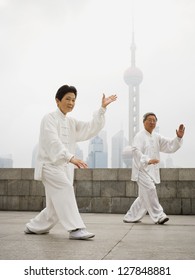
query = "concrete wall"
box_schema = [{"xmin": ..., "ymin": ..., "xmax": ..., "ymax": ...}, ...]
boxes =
[{"xmin": 0, "ymin": 168, "xmax": 195, "ymax": 214}]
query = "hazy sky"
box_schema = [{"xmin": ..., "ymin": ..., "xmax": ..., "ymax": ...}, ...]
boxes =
[{"xmin": 0, "ymin": 0, "xmax": 195, "ymax": 168}]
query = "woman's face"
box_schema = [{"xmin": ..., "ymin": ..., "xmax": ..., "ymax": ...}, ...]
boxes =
[{"xmin": 56, "ymin": 92, "xmax": 76, "ymax": 114}]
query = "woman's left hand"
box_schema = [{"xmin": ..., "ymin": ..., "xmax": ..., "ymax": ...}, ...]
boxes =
[{"xmin": 102, "ymin": 94, "xmax": 117, "ymax": 108}]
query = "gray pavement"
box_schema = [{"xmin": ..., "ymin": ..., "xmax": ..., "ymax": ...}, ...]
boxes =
[{"xmin": 0, "ymin": 211, "xmax": 195, "ymax": 260}]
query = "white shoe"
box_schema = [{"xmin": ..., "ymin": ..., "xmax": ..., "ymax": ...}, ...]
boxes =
[
  {"xmin": 24, "ymin": 227, "xmax": 35, "ymax": 234},
  {"xmin": 123, "ymin": 218, "xmax": 141, "ymax": 223},
  {"xmin": 69, "ymin": 229, "xmax": 95, "ymax": 240},
  {"xmin": 24, "ymin": 226, "xmax": 49, "ymax": 234},
  {"xmin": 158, "ymin": 216, "xmax": 169, "ymax": 224}
]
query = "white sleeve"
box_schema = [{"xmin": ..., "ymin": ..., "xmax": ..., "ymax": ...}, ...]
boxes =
[
  {"xmin": 132, "ymin": 134, "xmax": 150, "ymax": 169},
  {"xmin": 75, "ymin": 107, "xmax": 106, "ymax": 142},
  {"xmin": 159, "ymin": 135, "xmax": 183, "ymax": 153}
]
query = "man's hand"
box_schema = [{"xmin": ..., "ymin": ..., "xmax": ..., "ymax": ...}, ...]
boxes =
[
  {"xmin": 102, "ymin": 94, "xmax": 117, "ymax": 108},
  {"xmin": 148, "ymin": 159, "xmax": 160, "ymax": 165},
  {"xmin": 176, "ymin": 124, "xmax": 185, "ymax": 138},
  {"xmin": 70, "ymin": 157, "xmax": 88, "ymax": 169}
]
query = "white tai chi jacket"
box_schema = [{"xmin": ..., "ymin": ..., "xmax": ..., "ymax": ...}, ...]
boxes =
[
  {"xmin": 131, "ymin": 129, "xmax": 183, "ymax": 184},
  {"xmin": 34, "ymin": 107, "xmax": 106, "ymax": 181}
]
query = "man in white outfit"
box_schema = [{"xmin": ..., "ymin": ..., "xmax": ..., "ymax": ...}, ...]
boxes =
[
  {"xmin": 25, "ymin": 84, "xmax": 117, "ymax": 239},
  {"xmin": 123, "ymin": 112, "xmax": 185, "ymax": 225}
]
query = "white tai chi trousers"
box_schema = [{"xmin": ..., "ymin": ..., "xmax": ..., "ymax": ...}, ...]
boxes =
[
  {"xmin": 26, "ymin": 164, "xmax": 86, "ymax": 233},
  {"xmin": 124, "ymin": 171, "xmax": 166, "ymax": 223}
]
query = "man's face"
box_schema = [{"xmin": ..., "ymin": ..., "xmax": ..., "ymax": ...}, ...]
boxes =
[
  {"xmin": 143, "ymin": 115, "xmax": 157, "ymax": 133},
  {"xmin": 56, "ymin": 92, "xmax": 76, "ymax": 114}
]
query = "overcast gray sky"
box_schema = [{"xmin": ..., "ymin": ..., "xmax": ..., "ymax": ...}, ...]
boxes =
[{"xmin": 0, "ymin": 0, "xmax": 195, "ymax": 167}]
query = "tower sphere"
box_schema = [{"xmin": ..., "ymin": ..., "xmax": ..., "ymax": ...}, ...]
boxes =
[{"xmin": 124, "ymin": 66, "xmax": 143, "ymax": 86}]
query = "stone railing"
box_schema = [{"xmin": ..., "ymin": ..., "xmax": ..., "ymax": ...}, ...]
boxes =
[{"xmin": 0, "ymin": 168, "xmax": 195, "ymax": 214}]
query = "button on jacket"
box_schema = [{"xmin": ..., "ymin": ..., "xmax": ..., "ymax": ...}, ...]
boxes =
[
  {"xmin": 34, "ymin": 106, "xmax": 106, "ymax": 180},
  {"xmin": 131, "ymin": 129, "xmax": 183, "ymax": 184}
]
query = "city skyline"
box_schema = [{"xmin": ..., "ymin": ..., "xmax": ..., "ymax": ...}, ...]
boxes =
[
  {"xmin": 29, "ymin": 127, "xmax": 181, "ymax": 169},
  {"xmin": 0, "ymin": 0, "xmax": 194, "ymax": 168}
]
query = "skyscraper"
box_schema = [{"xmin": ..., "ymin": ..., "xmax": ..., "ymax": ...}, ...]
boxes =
[
  {"xmin": 122, "ymin": 28, "xmax": 143, "ymax": 168},
  {"xmin": 123, "ymin": 31, "xmax": 143, "ymax": 145},
  {"xmin": 111, "ymin": 130, "xmax": 128, "ymax": 168},
  {"xmin": 86, "ymin": 131, "xmax": 108, "ymax": 168},
  {"xmin": 0, "ymin": 154, "xmax": 13, "ymax": 168}
]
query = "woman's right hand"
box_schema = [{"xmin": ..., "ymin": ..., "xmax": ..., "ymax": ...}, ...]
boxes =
[{"xmin": 70, "ymin": 157, "xmax": 88, "ymax": 168}]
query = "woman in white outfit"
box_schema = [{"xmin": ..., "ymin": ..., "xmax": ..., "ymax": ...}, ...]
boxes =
[
  {"xmin": 123, "ymin": 112, "xmax": 185, "ymax": 225},
  {"xmin": 25, "ymin": 84, "xmax": 117, "ymax": 239}
]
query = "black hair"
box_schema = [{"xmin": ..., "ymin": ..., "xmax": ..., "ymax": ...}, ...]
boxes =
[
  {"xmin": 143, "ymin": 112, "xmax": 158, "ymax": 122},
  {"xmin": 55, "ymin": 85, "xmax": 77, "ymax": 101}
]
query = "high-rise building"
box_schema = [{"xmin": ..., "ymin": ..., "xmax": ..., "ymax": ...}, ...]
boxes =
[
  {"xmin": 122, "ymin": 28, "xmax": 143, "ymax": 167},
  {"xmin": 0, "ymin": 154, "xmax": 13, "ymax": 168},
  {"xmin": 86, "ymin": 132, "xmax": 108, "ymax": 168},
  {"xmin": 124, "ymin": 31, "xmax": 143, "ymax": 145},
  {"xmin": 99, "ymin": 130, "xmax": 108, "ymax": 154},
  {"xmin": 111, "ymin": 130, "xmax": 128, "ymax": 168}
]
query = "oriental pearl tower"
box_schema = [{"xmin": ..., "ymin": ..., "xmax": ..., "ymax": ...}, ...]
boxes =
[{"xmin": 122, "ymin": 31, "xmax": 143, "ymax": 167}]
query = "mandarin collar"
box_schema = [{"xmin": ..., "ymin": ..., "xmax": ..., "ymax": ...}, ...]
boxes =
[
  {"xmin": 144, "ymin": 128, "xmax": 153, "ymax": 137},
  {"xmin": 56, "ymin": 107, "xmax": 67, "ymax": 119}
]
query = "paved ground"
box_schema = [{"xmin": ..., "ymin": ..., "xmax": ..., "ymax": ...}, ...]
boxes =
[{"xmin": 0, "ymin": 211, "xmax": 195, "ymax": 260}]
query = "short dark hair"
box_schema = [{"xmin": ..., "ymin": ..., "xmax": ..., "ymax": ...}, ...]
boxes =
[
  {"xmin": 55, "ymin": 85, "xmax": 77, "ymax": 101},
  {"xmin": 143, "ymin": 112, "xmax": 157, "ymax": 122}
]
